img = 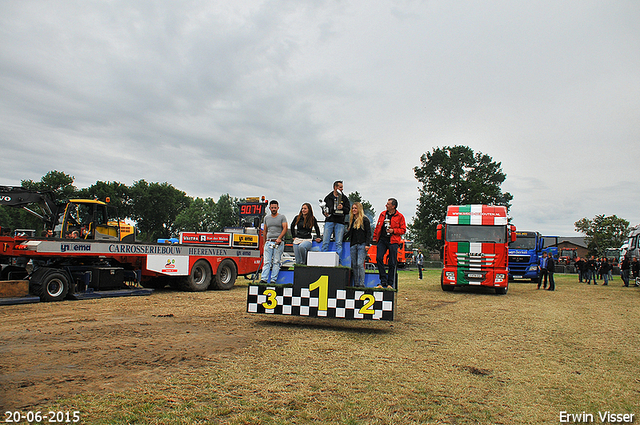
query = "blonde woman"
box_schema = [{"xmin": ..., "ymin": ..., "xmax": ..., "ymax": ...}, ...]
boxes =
[{"xmin": 345, "ymin": 202, "xmax": 371, "ymax": 287}]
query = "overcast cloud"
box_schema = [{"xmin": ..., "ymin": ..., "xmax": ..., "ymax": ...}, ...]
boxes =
[{"xmin": 1, "ymin": 0, "xmax": 638, "ymax": 236}]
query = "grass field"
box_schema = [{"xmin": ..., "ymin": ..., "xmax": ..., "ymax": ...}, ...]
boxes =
[{"xmin": 47, "ymin": 270, "xmax": 640, "ymax": 424}]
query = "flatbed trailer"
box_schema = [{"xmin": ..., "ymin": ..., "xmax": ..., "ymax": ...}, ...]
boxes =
[{"xmin": 0, "ymin": 230, "xmax": 262, "ymax": 302}]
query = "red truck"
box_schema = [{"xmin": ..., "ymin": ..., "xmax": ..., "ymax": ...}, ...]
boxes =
[
  {"xmin": 0, "ymin": 186, "xmax": 267, "ymax": 302},
  {"xmin": 437, "ymin": 204, "xmax": 516, "ymax": 294}
]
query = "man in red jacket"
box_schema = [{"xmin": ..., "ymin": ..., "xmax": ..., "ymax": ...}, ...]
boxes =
[{"xmin": 373, "ymin": 198, "xmax": 406, "ymax": 289}]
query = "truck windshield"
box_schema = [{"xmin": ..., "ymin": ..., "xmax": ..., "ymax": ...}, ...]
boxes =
[
  {"xmin": 510, "ymin": 236, "xmax": 536, "ymax": 249},
  {"xmin": 446, "ymin": 225, "xmax": 506, "ymax": 244}
]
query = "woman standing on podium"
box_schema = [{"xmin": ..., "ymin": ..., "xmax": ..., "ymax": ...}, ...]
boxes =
[{"xmin": 345, "ymin": 202, "xmax": 371, "ymax": 287}]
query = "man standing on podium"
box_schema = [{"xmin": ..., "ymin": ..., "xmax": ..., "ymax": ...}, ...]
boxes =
[
  {"xmin": 321, "ymin": 180, "xmax": 350, "ymax": 264},
  {"xmin": 373, "ymin": 198, "xmax": 406, "ymax": 290}
]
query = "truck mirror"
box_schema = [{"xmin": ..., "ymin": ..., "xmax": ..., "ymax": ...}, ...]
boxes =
[
  {"xmin": 436, "ymin": 224, "xmax": 443, "ymax": 240},
  {"xmin": 510, "ymin": 225, "xmax": 517, "ymax": 242}
]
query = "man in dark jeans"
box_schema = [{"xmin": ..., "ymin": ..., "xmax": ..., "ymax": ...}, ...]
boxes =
[
  {"xmin": 538, "ymin": 251, "xmax": 549, "ymax": 289},
  {"xmin": 621, "ymin": 255, "xmax": 631, "ymax": 287},
  {"xmin": 372, "ymin": 198, "xmax": 406, "ymax": 289},
  {"xmin": 546, "ymin": 254, "xmax": 556, "ymax": 291},
  {"xmin": 586, "ymin": 256, "xmax": 598, "ymax": 285}
]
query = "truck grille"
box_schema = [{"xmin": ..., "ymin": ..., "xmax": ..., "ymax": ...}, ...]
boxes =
[{"xmin": 455, "ymin": 253, "xmax": 496, "ymax": 270}]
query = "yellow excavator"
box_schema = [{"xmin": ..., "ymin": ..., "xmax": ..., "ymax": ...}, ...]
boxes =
[{"xmin": 0, "ymin": 186, "xmax": 135, "ymax": 242}]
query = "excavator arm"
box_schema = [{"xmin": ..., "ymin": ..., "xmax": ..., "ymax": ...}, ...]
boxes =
[{"xmin": 0, "ymin": 186, "xmax": 58, "ymax": 227}]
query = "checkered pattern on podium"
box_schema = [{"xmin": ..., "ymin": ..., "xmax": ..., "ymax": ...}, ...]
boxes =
[{"xmin": 247, "ymin": 285, "xmax": 395, "ymax": 321}]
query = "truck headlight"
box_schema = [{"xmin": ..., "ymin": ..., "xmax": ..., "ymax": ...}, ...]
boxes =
[
  {"xmin": 445, "ymin": 271, "xmax": 455, "ymax": 281},
  {"xmin": 528, "ymin": 265, "xmax": 538, "ymax": 271},
  {"xmin": 495, "ymin": 273, "xmax": 505, "ymax": 283}
]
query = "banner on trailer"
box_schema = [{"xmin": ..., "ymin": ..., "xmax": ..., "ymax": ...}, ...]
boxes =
[
  {"xmin": 233, "ymin": 233, "xmax": 259, "ymax": 248},
  {"xmin": 180, "ymin": 232, "xmax": 232, "ymax": 246},
  {"xmin": 146, "ymin": 255, "xmax": 190, "ymax": 275}
]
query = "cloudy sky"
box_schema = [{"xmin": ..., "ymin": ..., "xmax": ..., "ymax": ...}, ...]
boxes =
[{"xmin": 1, "ymin": 0, "xmax": 638, "ymax": 236}]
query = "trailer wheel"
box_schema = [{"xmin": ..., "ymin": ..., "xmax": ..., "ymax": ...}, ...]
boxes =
[
  {"xmin": 214, "ymin": 259, "xmax": 237, "ymax": 290},
  {"xmin": 30, "ymin": 268, "xmax": 69, "ymax": 302},
  {"xmin": 182, "ymin": 259, "xmax": 212, "ymax": 291}
]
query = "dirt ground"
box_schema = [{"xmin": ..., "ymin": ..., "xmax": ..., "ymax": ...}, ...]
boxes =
[{"xmin": 0, "ymin": 285, "xmax": 255, "ymax": 411}]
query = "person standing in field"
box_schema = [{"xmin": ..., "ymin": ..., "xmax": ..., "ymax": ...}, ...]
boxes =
[
  {"xmin": 599, "ymin": 257, "xmax": 611, "ymax": 286},
  {"xmin": 586, "ymin": 256, "xmax": 598, "ymax": 285},
  {"xmin": 416, "ymin": 250, "xmax": 424, "ymax": 280},
  {"xmin": 632, "ymin": 257, "xmax": 639, "ymax": 287},
  {"xmin": 546, "ymin": 253, "xmax": 556, "ymax": 291},
  {"xmin": 620, "ymin": 255, "xmax": 631, "ymax": 287},
  {"xmin": 538, "ymin": 251, "xmax": 549, "ymax": 289},
  {"xmin": 576, "ymin": 257, "xmax": 585, "ymax": 282},
  {"xmin": 260, "ymin": 200, "xmax": 288, "ymax": 284}
]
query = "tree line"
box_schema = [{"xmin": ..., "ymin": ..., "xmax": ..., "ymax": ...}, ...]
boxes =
[
  {"xmin": 2, "ymin": 146, "xmax": 630, "ymax": 256},
  {"xmin": 0, "ymin": 171, "xmax": 240, "ymax": 242},
  {"xmin": 0, "ymin": 171, "xmax": 378, "ymax": 243}
]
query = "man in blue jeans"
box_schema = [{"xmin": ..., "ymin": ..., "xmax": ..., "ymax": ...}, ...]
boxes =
[
  {"xmin": 321, "ymin": 181, "xmax": 350, "ymax": 263},
  {"xmin": 260, "ymin": 200, "xmax": 288, "ymax": 284}
]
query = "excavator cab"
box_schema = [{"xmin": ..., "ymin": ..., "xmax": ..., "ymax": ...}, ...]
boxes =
[
  {"xmin": 1, "ymin": 186, "xmax": 135, "ymax": 242},
  {"xmin": 60, "ymin": 199, "xmax": 122, "ymax": 241}
]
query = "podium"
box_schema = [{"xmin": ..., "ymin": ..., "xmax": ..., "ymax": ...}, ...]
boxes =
[{"xmin": 247, "ymin": 265, "xmax": 396, "ymax": 321}]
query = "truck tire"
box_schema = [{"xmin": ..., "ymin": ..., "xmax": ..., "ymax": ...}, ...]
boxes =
[
  {"xmin": 214, "ymin": 259, "xmax": 237, "ymax": 290},
  {"xmin": 440, "ymin": 271, "xmax": 455, "ymax": 291},
  {"xmin": 181, "ymin": 259, "xmax": 212, "ymax": 291},
  {"xmin": 30, "ymin": 268, "xmax": 70, "ymax": 302}
]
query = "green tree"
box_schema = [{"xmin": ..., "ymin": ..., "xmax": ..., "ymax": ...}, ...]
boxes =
[
  {"xmin": 21, "ymin": 170, "xmax": 77, "ymax": 200},
  {"xmin": 129, "ymin": 180, "xmax": 191, "ymax": 241},
  {"xmin": 213, "ymin": 194, "xmax": 239, "ymax": 231},
  {"xmin": 76, "ymin": 181, "xmax": 132, "ymax": 219},
  {"xmin": 412, "ymin": 146, "xmax": 513, "ymax": 251},
  {"xmin": 173, "ymin": 197, "xmax": 217, "ymax": 234},
  {"xmin": 347, "ymin": 191, "xmax": 376, "ymax": 223},
  {"xmin": 574, "ymin": 214, "xmax": 629, "ymax": 256}
]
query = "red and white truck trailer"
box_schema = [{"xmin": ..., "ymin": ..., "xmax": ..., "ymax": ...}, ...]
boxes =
[
  {"xmin": 437, "ymin": 204, "xmax": 516, "ymax": 294},
  {"xmin": 0, "ymin": 189, "xmax": 268, "ymax": 302}
]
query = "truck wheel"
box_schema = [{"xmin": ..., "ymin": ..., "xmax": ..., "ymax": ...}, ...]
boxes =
[
  {"xmin": 214, "ymin": 259, "xmax": 237, "ymax": 290},
  {"xmin": 182, "ymin": 259, "xmax": 212, "ymax": 291},
  {"xmin": 495, "ymin": 286, "xmax": 508, "ymax": 295},
  {"xmin": 30, "ymin": 268, "xmax": 69, "ymax": 302}
]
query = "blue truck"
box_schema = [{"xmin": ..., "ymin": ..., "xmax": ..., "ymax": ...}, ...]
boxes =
[{"xmin": 508, "ymin": 231, "xmax": 558, "ymax": 282}]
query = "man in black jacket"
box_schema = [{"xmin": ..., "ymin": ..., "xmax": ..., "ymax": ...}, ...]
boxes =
[
  {"xmin": 621, "ymin": 255, "xmax": 631, "ymax": 287},
  {"xmin": 320, "ymin": 181, "xmax": 350, "ymax": 264},
  {"xmin": 546, "ymin": 254, "xmax": 556, "ymax": 291},
  {"xmin": 586, "ymin": 256, "xmax": 598, "ymax": 285}
]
